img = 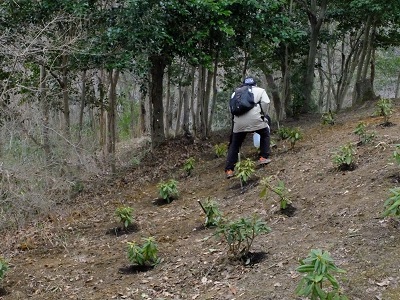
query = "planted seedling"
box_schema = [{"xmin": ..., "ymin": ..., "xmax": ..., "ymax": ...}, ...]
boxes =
[
  {"xmin": 296, "ymin": 249, "xmax": 348, "ymax": 300},
  {"xmin": 157, "ymin": 179, "xmax": 179, "ymax": 203},
  {"xmin": 183, "ymin": 157, "xmax": 195, "ymax": 176},
  {"xmin": 383, "ymin": 187, "xmax": 400, "ymax": 219},
  {"xmin": 288, "ymin": 127, "xmax": 303, "ymax": 149},
  {"xmin": 260, "ymin": 175, "xmax": 293, "ymax": 214},
  {"xmin": 115, "ymin": 206, "xmax": 134, "ymax": 230},
  {"xmin": 215, "ymin": 215, "xmax": 271, "ymax": 262},
  {"xmin": 235, "ymin": 158, "xmax": 255, "ymax": 188},
  {"xmin": 393, "ymin": 144, "xmax": 400, "ymax": 165},
  {"xmin": 198, "ymin": 197, "xmax": 222, "ymax": 227},
  {"xmin": 374, "ymin": 98, "xmax": 393, "ymax": 126},
  {"xmin": 214, "ymin": 143, "xmax": 228, "ymax": 158},
  {"xmin": 0, "ymin": 257, "xmax": 8, "ymax": 281},
  {"xmin": 127, "ymin": 237, "xmax": 160, "ymax": 267},
  {"xmin": 321, "ymin": 110, "xmax": 335, "ymax": 125},
  {"xmin": 354, "ymin": 122, "xmax": 375, "ymax": 145},
  {"xmin": 332, "ymin": 143, "xmax": 356, "ymax": 171}
]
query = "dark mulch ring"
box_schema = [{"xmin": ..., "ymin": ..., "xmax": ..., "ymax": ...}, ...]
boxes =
[
  {"xmin": 119, "ymin": 264, "xmax": 155, "ymax": 274},
  {"xmin": 152, "ymin": 197, "xmax": 175, "ymax": 206},
  {"xmin": 0, "ymin": 287, "xmax": 8, "ymax": 297},
  {"xmin": 389, "ymin": 173, "xmax": 400, "ymax": 184},
  {"xmin": 105, "ymin": 223, "xmax": 140, "ymax": 236},
  {"xmin": 279, "ymin": 203, "xmax": 297, "ymax": 217},
  {"xmin": 378, "ymin": 121, "xmax": 396, "ymax": 128},
  {"xmin": 239, "ymin": 251, "xmax": 267, "ymax": 266}
]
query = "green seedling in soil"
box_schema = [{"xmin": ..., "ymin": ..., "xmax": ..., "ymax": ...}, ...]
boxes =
[
  {"xmin": 374, "ymin": 98, "xmax": 393, "ymax": 125},
  {"xmin": 276, "ymin": 126, "xmax": 291, "ymax": 140},
  {"xmin": 115, "ymin": 206, "xmax": 134, "ymax": 229},
  {"xmin": 198, "ymin": 197, "xmax": 222, "ymax": 227},
  {"xmin": 127, "ymin": 237, "xmax": 160, "ymax": 266},
  {"xmin": 332, "ymin": 143, "xmax": 356, "ymax": 171},
  {"xmin": 321, "ymin": 110, "xmax": 335, "ymax": 125},
  {"xmin": 215, "ymin": 215, "xmax": 271, "ymax": 259},
  {"xmin": 393, "ymin": 144, "xmax": 400, "ymax": 165},
  {"xmin": 183, "ymin": 157, "xmax": 195, "ymax": 176},
  {"xmin": 0, "ymin": 257, "xmax": 8, "ymax": 281},
  {"xmin": 260, "ymin": 175, "xmax": 292, "ymax": 210},
  {"xmin": 353, "ymin": 122, "xmax": 375, "ymax": 145},
  {"xmin": 214, "ymin": 143, "xmax": 228, "ymax": 158},
  {"xmin": 157, "ymin": 179, "xmax": 179, "ymax": 203},
  {"xmin": 383, "ymin": 187, "xmax": 400, "ymax": 218},
  {"xmin": 288, "ymin": 127, "xmax": 303, "ymax": 149},
  {"xmin": 296, "ymin": 249, "xmax": 348, "ymax": 300},
  {"xmin": 235, "ymin": 158, "xmax": 255, "ymax": 187}
]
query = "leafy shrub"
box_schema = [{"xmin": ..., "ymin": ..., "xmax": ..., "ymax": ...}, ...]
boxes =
[
  {"xmin": 235, "ymin": 158, "xmax": 255, "ymax": 187},
  {"xmin": 276, "ymin": 127, "xmax": 291, "ymax": 140},
  {"xmin": 115, "ymin": 206, "xmax": 134, "ymax": 229},
  {"xmin": 321, "ymin": 110, "xmax": 335, "ymax": 125},
  {"xmin": 260, "ymin": 176, "xmax": 292, "ymax": 210},
  {"xmin": 332, "ymin": 143, "xmax": 356, "ymax": 171},
  {"xmin": 214, "ymin": 143, "xmax": 228, "ymax": 158},
  {"xmin": 0, "ymin": 257, "xmax": 8, "ymax": 281},
  {"xmin": 157, "ymin": 179, "xmax": 179, "ymax": 203},
  {"xmin": 393, "ymin": 144, "xmax": 400, "ymax": 165},
  {"xmin": 288, "ymin": 127, "xmax": 303, "ymax": 149},
  {"xmin": 183, "ymin": 157, "xmax": 195, "ymax": 176},
  {"xmin": 127, "ymin": 237, "xmax": 160, "ymax": 266},
  {"xmin": 296, "ymin": 249, "xmax": 348, "ymax": 300},
  {"xmin": 383, "ymin": 187, "xmax": 400, "ymax": 218},
  {"xmin": 198, "ymin": 197, "xmax": 222, "ymax": 227},
  {"xmin": 216, "ymin": 215, "xmax": 271, "ymax": 259},
  {"xmin": 353, "ymin": 122, "xmax": 375, "ymax": 144},
  {"xmin": 374, "ymin": 98, "xmax": 393, "ymax": 124}
]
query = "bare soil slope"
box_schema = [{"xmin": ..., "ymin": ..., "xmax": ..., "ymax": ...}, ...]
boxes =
[{"xmin": 1, "ymin": 100, "xmax": 400, "ymax": 300}]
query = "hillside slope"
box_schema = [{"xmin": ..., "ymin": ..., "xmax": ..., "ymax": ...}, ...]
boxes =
[{"xmin": 1, "ymin": 100, "xmax": 400, "ymax": 300}]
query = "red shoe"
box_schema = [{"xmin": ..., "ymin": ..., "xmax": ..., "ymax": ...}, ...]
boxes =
[
  {"xmin": 258, "ymin": 157, "xmax": 272, "ymax": 165},
  {"xmin": 225, "ymin": 170, "xmax": 234, "ymax": 179}
]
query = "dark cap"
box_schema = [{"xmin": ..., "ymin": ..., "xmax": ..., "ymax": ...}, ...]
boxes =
[{"xmin": 243, "ymin": 76, "xmax": 256, "ymax": 86}]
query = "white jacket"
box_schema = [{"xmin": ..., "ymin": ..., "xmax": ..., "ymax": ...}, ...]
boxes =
[{"xmin": 231, "ymin": 86, "xmax": 270, "ymax": 133}]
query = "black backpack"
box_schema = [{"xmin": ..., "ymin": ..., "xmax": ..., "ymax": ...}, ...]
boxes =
[{"xmin": 229, "ymin": 85, "xmax": 255, "ymax": 116}]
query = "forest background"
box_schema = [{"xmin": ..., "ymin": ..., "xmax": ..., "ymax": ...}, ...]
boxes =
[{"xmin": 0, "ymin": 0, "xmax": 400, "ymax": 230}]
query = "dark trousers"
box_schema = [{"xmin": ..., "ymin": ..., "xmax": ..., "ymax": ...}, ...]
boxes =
[{"xmin": 225, "ymin": 126, "xmax": 270, "ymax": 171}]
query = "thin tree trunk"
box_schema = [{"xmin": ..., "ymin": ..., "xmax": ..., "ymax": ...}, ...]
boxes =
[
  {"xmin": 78, "ymin": 70, "xmax": 87, "ymax": 144},
  {"xmin": 203, "ymin": 68, "xmax": 213, "ymax": 138},
  {"xmin": 190, "ymin": 66, "xmax": 196, "ymax": 133},
  {"xmin": 150, "ymin": 55, "xmax": 168, "ymax": 149},
  {"xmin": 61, "ymin": 54, "xmax": 70, "ymax": 138},
  {"xmin": 265, "ymin": 73, "xmax": 281, "ymax": 122},
  {"xmin": 207, "ymin": 54, "xmax": 218, "ymax": 134},
  {"xmin": 107, "ymin": 69, "xmax": 119, "ymax": 174},
  {"xmin": 165, "ymin": 66, "xmax": 171, "ymax": 137},
  {"xmin": 196, "ymin": 66, "xmax": 205, "ymax": 137},
  {"xmin": 300, "ymin": 0, "xmax": 327, "ymax": 112},
  {"xmin": 40, "ymin": 65, "xmax": 51, "ymax": 161}
]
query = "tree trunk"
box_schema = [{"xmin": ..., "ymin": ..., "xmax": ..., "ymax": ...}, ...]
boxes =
[
  {"xmin": 196, "ymin": 66, "xmax": 206, "ymax": 138},
  {"xmin": 265, "ymin": 73, "xmax": 281, "ymax": 122},
  {"xmin": 61, "ymin": 54, "xmax": 70, "ymax": 138},
  {"xmin": 395, "ymin": 72, "xmax": 400, "ymax": 99},
  {"xmin": 203, "ymin": 68, "xmax": 213, "ymax": 138},
  {"xmin": 150, "ymin": 55, "xmax": 168, "ymax": 149},
  {"xmin": 165, "ymin": 66, "xmax": 171, "ymax": 137},
  {"xmin": 207, "ymin": 54, "xmax": 219, "ymax": 134},
  {"xmin": 40, "ymin": 65, "xmax": 51, "ymax": 161},
  {"xmin": 190, "ymin": 66, "xmax": 196, "ymax": 133},
  {"xmin": 301, "ymin": 0, "xmax": 327, "ymax": 113},
  {"xmin": 107, "ymin": 69, "xmax": 119, "ymax": 174},
  {"xmin": 78, "ymin": 70, "xmax": 87, "ymax": 144}
]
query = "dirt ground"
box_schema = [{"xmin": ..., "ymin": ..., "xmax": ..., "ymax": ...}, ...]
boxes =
[{"xmin": 1, "ymin": 100, "xmax": 400, "ymax": 300}]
